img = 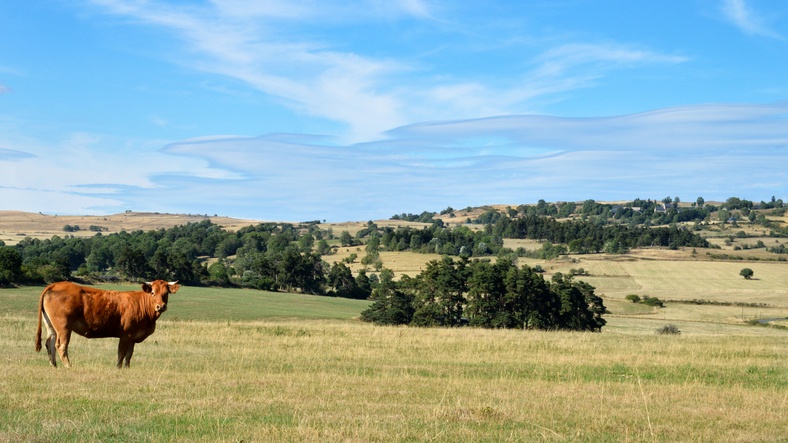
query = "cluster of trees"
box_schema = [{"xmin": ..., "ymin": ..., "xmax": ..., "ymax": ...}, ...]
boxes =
[
  {"xmin": 359, "ymin": 223, "xmax": 504, "ymax": 256},
  {"xmin": 362, "ymin": 256, "xmax": 606, "ymax": 332},
  {"xmin": 768, "ymin": 244, "xmax": 788, "ymax": 254},
  {"xmin": 230, "ymin": 223, "xmax": 370, "ymax": 297},
  {"xmin": 491, "ymin": 214, "xmax": 710, "ymax": 253}
]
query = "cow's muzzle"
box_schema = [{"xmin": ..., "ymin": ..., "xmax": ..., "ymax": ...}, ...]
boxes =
[{"xmin": 156, "ymin": 304, "xmax": 167, "ymax": 313}]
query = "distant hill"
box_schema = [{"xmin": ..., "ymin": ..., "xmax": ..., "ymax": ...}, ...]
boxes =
[{"xmin": 0, "ymin": 211, "xmax": 262, "ymax": 246}]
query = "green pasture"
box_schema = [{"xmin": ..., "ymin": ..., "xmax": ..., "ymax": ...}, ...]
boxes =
[{"xmin": 0, "ymin": 284, "xmax": 370, "ymax": 322}]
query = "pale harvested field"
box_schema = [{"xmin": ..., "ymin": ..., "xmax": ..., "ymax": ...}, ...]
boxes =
[
  {"xmin": 604, "ymin": 298, "xmax": 788, "ymax": 331},
  {"xmin": 503, "ymin": 238, "xmax": 546, "ymax": 251},
  {"xmin": 571, "ymin": 256, "xmax": 788, "ymax": 305},
  {"xmin": 327, "ymin": 247, "xmax": 444, "ymax": 279}
]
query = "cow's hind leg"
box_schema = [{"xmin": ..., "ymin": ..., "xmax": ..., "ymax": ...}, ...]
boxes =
[
  {"xmin": 55, "ymin": 329, "xmax": 73, "ymax": 369},
  {"xmin": 41, "ymin": 310, "xmax": 58, "ymax": 368},
  {"xmin": 117, "ymin": 338, "xmax": 135, "ymax": 369}
]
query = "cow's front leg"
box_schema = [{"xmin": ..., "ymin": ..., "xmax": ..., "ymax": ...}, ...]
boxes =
[{"xmin": 117, "ymin": 338, "xmax": 135, "ymax": 368}]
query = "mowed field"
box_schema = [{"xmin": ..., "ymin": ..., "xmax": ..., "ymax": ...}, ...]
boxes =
[
  {"xmin": 1, "ymin": 285, "xmax": 786, "ymax": 442},
  {"xmin": 563, "ymin": 254, "xmax": 788, "ymax": 304}
]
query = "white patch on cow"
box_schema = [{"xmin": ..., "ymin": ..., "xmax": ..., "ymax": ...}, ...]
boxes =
[{"xmin": 41, "ymin": 307, "xmax": 58, "ymax": 367}]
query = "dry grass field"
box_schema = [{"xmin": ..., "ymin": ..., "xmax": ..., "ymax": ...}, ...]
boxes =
[{"xmin": 1, "ymin": 312, "xmax": 786, "ymax": 442}]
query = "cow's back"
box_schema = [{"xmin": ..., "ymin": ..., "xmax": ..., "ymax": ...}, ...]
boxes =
[{"xmin": 43, "ymin": 282, "xmax": 124, "ymax": 338}]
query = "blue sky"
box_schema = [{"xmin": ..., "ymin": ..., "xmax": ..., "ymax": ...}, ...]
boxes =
[{"xmin": 1, "ymin": 0, "xmax": 786, "ymax": 221}]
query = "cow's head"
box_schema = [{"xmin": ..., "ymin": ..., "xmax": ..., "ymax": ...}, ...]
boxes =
[{"xmin": 142, "ymin": 280, "xmax": 181, "ymax": 315}]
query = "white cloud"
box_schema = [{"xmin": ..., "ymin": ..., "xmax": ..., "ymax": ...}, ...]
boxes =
[
  {"xmin": 87, "ymin": 1, "xmax": 688, "ymax": 143},
  {"xmin": 720, "ymin": 0, "xmax": 784, "ymax": 39}
]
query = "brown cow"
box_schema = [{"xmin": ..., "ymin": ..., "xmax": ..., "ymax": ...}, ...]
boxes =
[{"xmin": 35, "ymin": 280, "xmax": 180, "ymax": 368}]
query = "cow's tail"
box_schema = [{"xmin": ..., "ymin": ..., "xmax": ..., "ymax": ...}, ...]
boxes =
[{"xmin": 35, "ymin": 284, "xmax": 53, "ymax": 352}]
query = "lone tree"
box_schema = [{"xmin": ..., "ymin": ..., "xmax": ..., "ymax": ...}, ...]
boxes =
[{"xmin": 739, "ymin": 268, "xmax": 754, "ymax": 280}]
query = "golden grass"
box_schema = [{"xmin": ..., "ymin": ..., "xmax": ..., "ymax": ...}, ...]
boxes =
[
  {"xmin": 2, "ymin": 315, "xmax": 786, "ymax": 442},
  {"xmin": 604, "ymin": 299, "xmax": 788, "ymax": 335},
  {"xmin": 327, "ymin": 247, "xmax": 445, "ymax": 279}
]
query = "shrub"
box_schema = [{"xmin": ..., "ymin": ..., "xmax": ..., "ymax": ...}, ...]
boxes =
[
  {"xmin": 642, "ymin": 296, "xmax": 665, "ymax": 308},
  {"xmin": 739, "ymin": 268, "xmax": 754, "ymax": 279},
  {"xmin": 625, "ymin": 294, "xmax": 641, "ymax": 303},
  {"xmin": 62, "ymin": 224, "xmax": 80, "ymax": 232},
  {"xmin": 656, "ymin": 324, "xmax": 681, "ymax": 335}
]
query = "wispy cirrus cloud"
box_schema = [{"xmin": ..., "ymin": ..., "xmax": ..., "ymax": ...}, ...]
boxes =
[
  {"xmin": 720, "ymin": 0, "xmax": 785, "ymax": 39},
  {"xmin": 87, "ymin": 0, "xmax": 686, "ymax": 142},
  {"xmin": 89, "ymin": 0, "xmax": 418, "ymax": 141}
]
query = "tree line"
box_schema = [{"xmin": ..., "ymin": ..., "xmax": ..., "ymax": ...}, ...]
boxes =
[
  {"xmin": 1, "ymin": 195, "xmax": 783, "ymax": 291},
  {"xmin": 0, "ymin": 209, "xmax": 712, "ymax": 289},
  {"xmin": 465, "ymin": 196, "xmax": 785, "ymax": 227}
]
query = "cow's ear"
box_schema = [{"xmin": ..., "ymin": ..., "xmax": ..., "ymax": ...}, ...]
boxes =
[
  {"xmin": 169, "ymin": 283, "xmax": 181, "ymax": 294},
  {"xmin": 142, "ymin": 282, "xmax": 153, "ymax": 293}
]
